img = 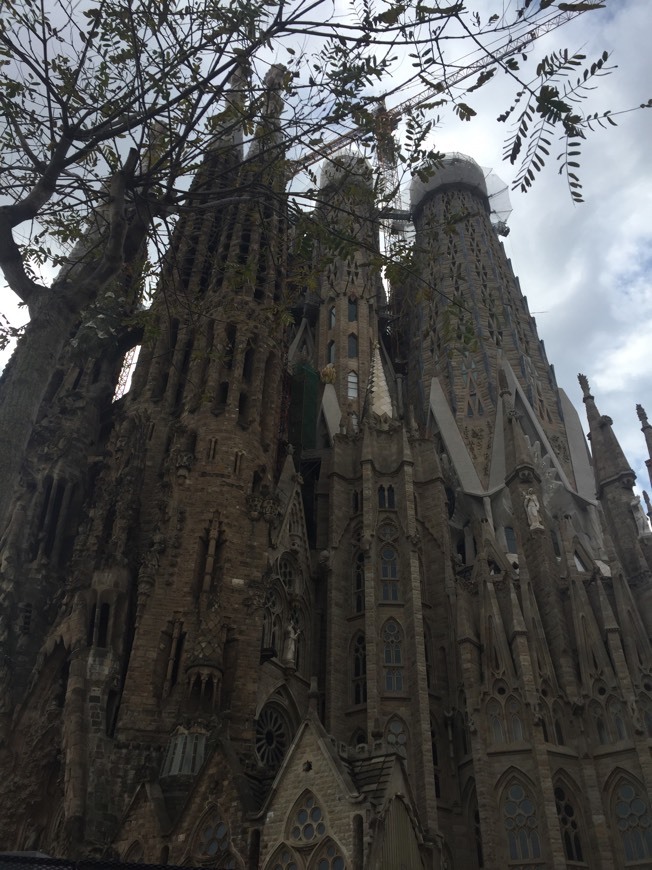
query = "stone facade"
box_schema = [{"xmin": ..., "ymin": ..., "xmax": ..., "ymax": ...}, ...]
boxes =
[{"xmin": 1, "ymin": 96, "xmax": 652, "ymax": 870}]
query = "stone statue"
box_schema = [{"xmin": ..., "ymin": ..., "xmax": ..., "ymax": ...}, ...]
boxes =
[
  {"xmin": 631, "ymin": 496, "xmax": 651, "ymax": 537},
  {"xmin": 524, "ymin": 489, "xmax": 544, "ymax": 530},
  {"xmin": 283, "ymin": 623, "xmax": 301, "ymax": 667}
]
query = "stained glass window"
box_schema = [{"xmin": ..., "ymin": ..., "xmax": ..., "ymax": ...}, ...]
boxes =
[
  {"xmin": 615, "ymin": 782, "xmax": 652, "ymax": 862},
  {"xmin": 503, "ymin": 783, "xmax": 541, "ymax": 862}
]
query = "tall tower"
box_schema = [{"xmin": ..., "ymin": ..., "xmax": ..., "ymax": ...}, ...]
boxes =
[{"xmin": 1, "ymin": 118, "xmax": 652, "ymax": 870}]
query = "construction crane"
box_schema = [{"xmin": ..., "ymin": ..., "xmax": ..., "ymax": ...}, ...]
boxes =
[{"xmin": 292, "ymin": 6, "xmax": 587, "ymax": 185}]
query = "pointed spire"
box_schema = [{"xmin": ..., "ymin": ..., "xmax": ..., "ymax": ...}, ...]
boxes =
[
  {"xmin": 578, "ymin": 374, "xmax": 636, "ymax": 494},
  {"xmin": 637, "ymin": 404, "xmax": 652, "ymax": 488},
  {"xmin": 365, "ymin": 344, "xmax": 393, "ymax": 419}
]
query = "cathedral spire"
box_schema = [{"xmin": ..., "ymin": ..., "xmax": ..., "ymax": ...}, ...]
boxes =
[
  {"xmin": 637, "ymin": 403, "xmax": 652, "ymax": 488},
  {"xmin": 578, "ymin": 374, "xmax": 636, "ymax": 494}
]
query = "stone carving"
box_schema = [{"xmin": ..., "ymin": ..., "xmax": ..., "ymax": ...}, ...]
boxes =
[
  {"xmin": 524, "ymin": 489, "xmax": 544, "ymax": 530},
  {"xmin": 283, "ymin": 623, "xmax": 301, "ymax": 668},
  {"xmin": 631, "ymin": 496, "xmax": 652, "ymax": 537},
  {"xmin": 320, "ymin": 363, "xmax": 336, "ymax": 384}
]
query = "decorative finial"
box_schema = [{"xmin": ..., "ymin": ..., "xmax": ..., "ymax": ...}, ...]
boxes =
[
  {"xmin": 577, "ymin": 373, "xmax": 591, "ymax": 399},
  {"xmin": 644, "ymin": 491, "xmax": 652, "ymax": 516},
  {"xmin": 636, "ymin": 404, "xmax": 649, "ymax": 426}
]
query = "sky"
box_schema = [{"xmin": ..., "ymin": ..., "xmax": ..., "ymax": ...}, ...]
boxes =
[
  {"xmin": 1, "ymin": 0, "xmax": 651, "ymax": 495},
  {"xmin": 416, "ymin": 0, "xmax": 652, "ymax": 495}
]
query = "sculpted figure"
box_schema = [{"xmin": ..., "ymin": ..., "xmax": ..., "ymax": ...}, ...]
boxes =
[{"xmin": 524, "ymin": 488, "xmax": 544, "ymax": 530}]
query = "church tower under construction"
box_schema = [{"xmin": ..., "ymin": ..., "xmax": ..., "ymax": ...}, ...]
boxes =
[{"xmin": 1, "ymin": 74, "xmax": 652, "ymax": 870}]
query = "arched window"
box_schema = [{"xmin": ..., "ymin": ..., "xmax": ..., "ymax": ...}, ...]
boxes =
[
  {"xmin": 430, "ymin": 722, "xmax": 441, "ymax": 798},
  {"xmin": 385, "ymin": 717, "xmax": 407, "ymax": 755},
  {"xmin": 614, "ymin": 781, "xmax": 652, "ymax": 863},
  {"xmin": 348, "ymin": 298, "xmax": 357, "ymax": 322},
  {"xmin": 262, "ymin": 588, "xmax": 283, "ymax": 655},
  {"xmin": 380, "ymin": 545, "xmax": 399, "ymax": 601},
  {"xmin": 329, "ymin": 306, "xmax": 336, "ymax": 329},
  {"xmin": 268, "ymin": 844, "xmax": 300, "ymax": 870},
  {"xmin": 192, "ymin": 806, "xmax": 238, "ymax": 867},
  {"xmin": 386, "ymin": 484, "xmax": 396, "ymax": 509},
  {"xmin": 378, "ymin": 485, "xmax": 386, "ymax": 508},
  {"xmin": 347, "ymin": 371, "xmax": 358, "ymax": 399},
  {"xmin": 590, "ymin": 701, "xmax": 608, "ymax": 744},
  {"xmin": 327, "ymin": 341, "xmax": 335, "ymax": 364},
  {"xmin": 352, "ymin": 634, "xmax": 367, "ymax": 705},
  {"xmin": 554, "ymin": 784, "xmax": 585, "ymax": 864},
  {"xmin": 278, "ymin": 555, "xmax": 297, "ymax": 593},
  {"xmin": 608, "ymin": 698, "xmax": 628, "ymax": 740},
  {"xmin": 487, "ymin": 699, "xmax": 505, "ymax": 743},
  {"xmin": 310, "ymin": 838, "xmax": 346, "ymax": 870},
  {"xmin": 507, "ymin": 696, "xmax": 524, "ymax": 741},
  {"xmin": 503, "ymin": 782, "xmax": 541, "ymax": 863},
  {"xmin": 353, "ymin": 552, "xmax": 365, "ymax": 613},
  {"xmin": 383, "ymin": 620, "xmax": 403, "ymax": 692},
  {"xmin": 348, "ymin": 333, "xmax": 358, "ymax": 358},
  {"xmin": 288, "ymin": 791, "xmax": 327, "ymax": 845}
]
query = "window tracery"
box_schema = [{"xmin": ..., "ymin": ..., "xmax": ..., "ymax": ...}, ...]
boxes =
[
  {"xmin": 289, "ymin": 792, "xmax": 327, "ymax": 844},
  {"xmin": 554, "ymin": 784, "xmax": 585, "ymax": 865},
  {"xmin": 353, "ymin": 552, "xmax": 365, "ymax": 614},
  {"xmin": 383, "ymin": 620, "xmax": 403, "ymax": 692},
  {"xmin": 503, "ymin": 782, "xmax": 541, "ymax": 863},
  {"xmin": 614, "ymin": 781, "xmax": 652, "ymax": 863},
  {"xmin": 191, "ymin": 806, "xmax": 238, "ymax": 868},
  {"xmin": 268, "ymin": 845, "xmax": 299, "ymax": 870},
  {"xmin": 255, "ymin": 703, "xmax": 291, "ymax": 771},
  {"xmin": 386, "ymin": 717, "xmax": 408, "ymax": 755},
  {"xmin": 379, "ymin": 545, "xmax": 399, "ymax": 602},
  {"xmin": 352, "ymin": 633, "xmax": 367, "ymax": 704},
  {"xmin": 311, "ymin": 840, "xmax": 346, "ymax": 870}
]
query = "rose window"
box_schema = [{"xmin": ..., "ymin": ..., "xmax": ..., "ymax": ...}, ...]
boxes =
[
  {"xmin": 255, "ymin": 704, "xmax": 290, "ymax": 770},
  {"xmin": 290, "ymin": 793, "xmax": 326, "ymax": 843}
]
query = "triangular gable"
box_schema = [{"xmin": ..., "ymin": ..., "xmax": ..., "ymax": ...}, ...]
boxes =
[
  {"xmin": 366, "ymin": 793, "xmax": 426, "ymax": 870},
  {"xmin": 568, "ymin": 575, "xmax": 617, "ymax": 692},
  {"xmin": 287, "ymin": 317, "xmax": 315, "ymax": 366},
  {"xmin": 479, "ymin": 577, "xmax": 517, "ymax": 686},
  {"xmin": 270, "ymin": 454, "xmax": 311, "ymax": 575},
  {"xmin": 113, "ymin": 781, "xmax": 171, "ymax": 855}
]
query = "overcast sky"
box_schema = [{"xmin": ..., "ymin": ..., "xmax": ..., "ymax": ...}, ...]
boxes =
[
  {"xmin": 409, "ymin": 0, "xmax": 652, "ymax": 496},
  {"xmin": 1, "ymin": 0, "xmax": 651, "ymax": 495}
]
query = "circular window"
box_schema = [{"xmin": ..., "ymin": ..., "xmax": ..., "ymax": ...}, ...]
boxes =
[{"xmin": 255, "ymin": 704, "xmax": 291, "ymax": 770}]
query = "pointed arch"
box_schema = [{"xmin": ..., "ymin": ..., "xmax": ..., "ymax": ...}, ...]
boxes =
[
  {"xmin": 265, "ymin": 843, "xmax": 301, "ymax": 870},
  {"xmin": 506, "ymin": 695, "xmax": 524, "ymax": 742},
  {"xmin": 285, "ymin": 789, "xmax": 329, "ymax": 847},
  {"xmin": 487, "ymin": 698, "xmax": 505, "ymax": 743},
  {"xmin": 498, "ymin": 772, "xmax": 542, "ymax": 864},
  {"xmin": 552, "ymin": 771, "xmax": 588, "ymax": 867},
  {"xmin": 385, "ymin": 715, "xmax": 409, "ymax": 756},
  {"xmin": 463, "ymin": 780, "xmax": 484, "ymax": 869},
  {"xmin": 382, "ymin": 619, "xmax": 404, "ymax": 692},
  {"xmin": 608, "ymin": 773, "xmax": 652, "ymax": 864},
  {"xmin": 190, "ymin": 804, "xmax": 242, "ymax": 867},
  {"xmin": 352, "ymin": 550, "xmax": 365, "ymax": 614},
  {"xmin": 307, "ymin": 836, "xmax": 347, "ymax": 869},
  {"xmin": 351, "ymin": 632, "xmax": 367, "ymax": 705}
]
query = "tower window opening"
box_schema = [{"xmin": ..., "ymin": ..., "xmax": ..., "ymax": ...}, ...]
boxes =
[
  {"xmin": 243, "ymin": 345, "xmax": 255, "ymax": 384},
  {"xmin": 378, "ymin": 486, "xmax": 386, "ymax": 508},
  {"xmin": 348, "ymin": 333, "xmax": 358, "ymax": 358},
  {"xmin": 20, "ymin": 603, "xmax": 33, "ymax": 635},
  {"xmin": 387, "ymin": 485, "xmax": 395, "ymax": 509},
  {"xmin": 327, "ymin": 340, "xmax": 335, "ymax": 364},
  {"xmin": 352, "ymin": 633, "xmax": 367, "ymax": 705},
  {"xmin": 347, "ymin": 371, "xmax": 358, "ymax": 399},
  {"xmin": 97, "ymin": 602, "xmax": 111, "ymax": 648},
  {"xmin": 353, "ymin": 552, "xmax": 365, "ymax": 614},
  {"xmin": 215, "ymin": 381, "xmax": 229, "ymax": 414},
  {"xmin": 348, "ymin": 298, "xmax": 357, "ymax": 322},
  {"xmin": 503, "ymin": 782, "xmax": 541, "ymax": 862},
  {"xmin": 329, "ymin": 306, "xmax": 336, "ymax": 329},
  {"xmin": 224, "ymin": 323, "xmax": 236, "ymax": 370},
  {"xmin": 383, "ymin": 620, "xmax": 403, "ymax": 692},
  {"xmin": 380, "ymin": 545, "xmax": 399, "ymax": 602}
]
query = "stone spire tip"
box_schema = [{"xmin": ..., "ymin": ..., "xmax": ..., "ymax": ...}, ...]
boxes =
[
  {"xmin": 636, "ymin": 403, "xmax": 649, "ymax": 426},
  {"xmin": 578, "ymin": 373, "xmax": 592, "ymax": 399}
]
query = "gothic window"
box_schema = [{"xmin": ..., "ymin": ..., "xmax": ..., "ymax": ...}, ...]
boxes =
[
  {"xmin": 311, "ymin": 839, "xmax": 346, "ymax": 870},
  {"xmin": 608, "ymin": 698, "xmax": 628, "ymax": 740},
  {"xmin": 329, "ymin": 306, "xmax": 336, "ymax": 329},
  {"xmin": 614, "ymin": 781, "xmax": 652, "ymax": 863},
  {"xmin": 352, "ymin": 490, "xmax": 360, "ymax": 513},
  {"xmin": 255, "ymin": 703, "xmax": 291, "ymax": 771},
  {"xmin": 430, "ymin": 722, "xmax": 441, "ymax": 797},
  {"xmin": 554, "ymin": 784, "xmax": 585, "ymax": 864},
  {"xmin": 192, "ymin": 806, "xmax": 237, "ymax": 867},
  {"xmin": 504, "ymin": 526, "xmax": 517, "ymax": 553},
  {"xmin": 327, "ymin": 341, "xmax": 335, "ymax": 364},
  {"xmin": 503, "ymin": 782, "xmax": 541, "ymax": 863},
  {"xmin": 383, "ymin": 620, "xmax": 403, "ymax": 692},
  {"xmin": 487, "ymin": 699, "xmax": 505, "ymax": 743},
  {"xmin": 347, "ymin": 371, "xmax": 358, "ymax": 399},
  {"xmin": 507, "ymin": 696, "xmax": 524, "ymax": 741},
  {"xmin": 279, "ymin": 555, "xmax": 297, "ymax": 593},
  {"xmin": 378, "ymin": 485, "xmax": 386, "ymax": 508},
  {"xmin": 386, "ymin": 484, "xmax": 395, "ymax": 508},
  {"xmin": 262, "ymin": 588, "xmax": 283, "ymax": 654},
  {"xmin": 380, "ymin": 545, "xmax": 399, "ymax": 601},
  {"xmin": 289, "ymin": 791, "xmax": 326, "ymax": 845},
  {"xmin": 352, "ymin": 634, "xmax": 367, "ymax": 705},
  {"xmin": 353, "ymin": 552, "xmax": 365, "ymax": 614},
  {"xmin": 386, "ymin": 717, "xmax": 407, "ymax": 755},
  {"xmin": 348, "ymin": 333, "xmax": 358, "ymax": 358},
  {"xmin": 348, "ymin": 298, "xmax": 357, "ymax": 322},
  {"xmin": 268, "ymin": 845, "xmax": 300, "ymax": 870}
]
